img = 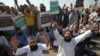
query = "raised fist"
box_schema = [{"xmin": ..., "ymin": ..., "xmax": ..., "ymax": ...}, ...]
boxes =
[
  {"xmin": 51, "ymin": 20, "xmax": 57, "ymax": 30},
  {"xmin": 10, "ymin": 36, "xmax": 19, "ymax": 49},
  {"xmin": 14, "ymin": 0, "xmax": 18, "ymax": 4}
]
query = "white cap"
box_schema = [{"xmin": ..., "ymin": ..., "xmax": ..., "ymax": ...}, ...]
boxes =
[{"xmin": 28, "ymin": 36, "xmax": 37, "ymax": 43}]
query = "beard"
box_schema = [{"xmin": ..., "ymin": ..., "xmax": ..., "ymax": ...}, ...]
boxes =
[
  {"xmin": 64, "ymin": 37, "xmax": 72, "ymax": 42},
  {"xmin": 30, "ymin": 45, "xmax": 38, "ymax": 52}
]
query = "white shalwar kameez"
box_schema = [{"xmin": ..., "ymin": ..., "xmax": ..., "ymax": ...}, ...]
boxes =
[
  {"xmin": 53, "ymin": 29, "xmax": 92, "ymax": 56},
  {"xmin": 14, "ymin": 43, "xmax": 50, "ymax": 56}
]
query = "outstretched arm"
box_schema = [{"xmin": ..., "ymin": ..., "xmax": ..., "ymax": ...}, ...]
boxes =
[
  {"xmin": 14, "ymin": 0, "xmax": 25, "ymax": 14},
  {"xmin": 63, "ymin": 4, "xmax": 66, "ymax": 10},
  {"xmin": 26, "ymin": 0, "xmax": 35, "ymax": 12},
  {"xmin": 51, "ymin": 21, "xmax": 63, "ymax": 44},
  {"xmin": 11, "ymin": 37, "xmax": 27, "ymax": 55},
  {"xmin": 26, "ymin": 0, "xmax": 31, "ymax": 6},
  {"xmin": 74, "ymin": 28, "xmax": 95, "ymax": 45}
]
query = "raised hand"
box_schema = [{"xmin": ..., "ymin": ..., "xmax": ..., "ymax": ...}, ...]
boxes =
[
  {"xmin": 63, "ymin": 4, "xmax": 66, "ymax": 7},
  {"xmin": 10, "ymin": 36, "xmax": 19, "ymax": 49},
  {"xmin": 41, "ymin": 33, "xmax": 50, "ymax": 47},
  {"xmin": 26, "ymin": 0, "xmax": 29, "ymax": 2},
  {"xmin": 51, "ymin": 20, "xmax": 57, "ymax": 30},
  {"xmin": 14, "ymin": 0, "xmax": 18, "ymax": 4}
]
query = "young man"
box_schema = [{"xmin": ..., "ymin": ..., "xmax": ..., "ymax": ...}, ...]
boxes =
[
  {"xmin": 14, "ymin": 0, "xmax": 37, "ymax": 36},
  {"xmin": 51, "ymin": 20, "xmax": 95, "ymax": 56},
  {"xmin": 1, "ymin": 6, "xmax": 16, "ymax": 17},
  {"xmin": 11, "ymin": 35, "xmax": 50, "ymax": 56}
]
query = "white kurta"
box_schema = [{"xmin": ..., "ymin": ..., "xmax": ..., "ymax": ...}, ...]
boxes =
[
  {"xmin": 53, "ymin": 29, "xmax": 92, "ymax": 56},
  {"xmin": 14, "ymin": 43, "xmax": 50, "ymax": 56}
]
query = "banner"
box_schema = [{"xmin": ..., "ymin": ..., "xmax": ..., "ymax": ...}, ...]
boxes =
[
  {"xmin": 50, "ymin": 0, "xmax": 59, "ymax": 14},
  {"xmin": 74, "ymin": 0, "xmax": 84, "ymax": 12},
  {"xmin": 0, "ymin": 15, "xmax": 14, "ymax": 31},
  {"xmin": 13, "ymin": 16, "xmax": 27, "ymax": 30},
  {"xmin": 38, "ymin": 12, "xmax": 55, "ymax": 28}
]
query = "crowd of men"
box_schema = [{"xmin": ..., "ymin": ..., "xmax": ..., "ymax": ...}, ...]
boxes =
[{"xmin": 0, "ymin": 0, "xmax": 100, "ymax": 56}]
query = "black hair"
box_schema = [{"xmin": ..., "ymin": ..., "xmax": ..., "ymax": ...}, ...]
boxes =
[
  {"xmin": 38, "ymin": 28, "xmax": 44, "ymax": 32},
  {"xmin": 15, "ymin": 27, "xmax": 21, "ymax": 31}
]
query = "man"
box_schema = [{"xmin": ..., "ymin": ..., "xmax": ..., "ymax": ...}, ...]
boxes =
[
  {"xmin": 82, "ymin": 8, "xmax": 90, "ymax": 25},
  {"xmin": 0, "ymin": 6, "xmax": 5, "ymax": 14},
  {"xmin": 62, "ymin": 6, "xmax": 69, "ymax": 28},
  {"xmin": 69, "ymin": 10, "xmax": 78, "ymax": 25},
  {"xmin": 2, "ymin": 6, "xmax": 15, "ymax": 17},
  {"xmin": 51, "ymin": 20, "xmax": 95, "ymax": 56},
  {"xmin": 92, "ymin": 7, "xmax": 100, "ymax": 36},
  {"xmin": 11, "ymin": 35, "xmax": 50, "ymax": 56},
  {"xmin": 40, "ymin": 3, "xmax": 46, "ymax": 12},
  {"xmin": 13, "ymin": 27, "xmax": 28, "ymax": 48},
  {"xmin": 14, "ymin": 0, "xmax": 37, "ymax": 36},
  {"xmin": 36, "ymin": 28, "xmax": 53, "ymax": 49},
  {"xmin": 36, "ymin": 28, "xmax": 49, "ymax": 43},
  {"xmin": 93, "ymin": 7, "xmax": 100, "ymax": 23}
]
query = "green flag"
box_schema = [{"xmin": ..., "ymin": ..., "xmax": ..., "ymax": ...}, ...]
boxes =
[{"xmin": 50, "ymin": 1, "xmax": 59, "ymax": 14}]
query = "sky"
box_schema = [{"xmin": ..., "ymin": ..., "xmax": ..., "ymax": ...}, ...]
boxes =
[{"xmin": 0, "ymin": 0, "xmax": 99, "ymax": 10}]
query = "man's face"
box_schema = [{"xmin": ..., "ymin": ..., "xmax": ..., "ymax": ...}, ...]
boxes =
[
  {"xmin": 29, "ymin": 40, "xmax": 38, "ymax": 52},
  {"xmin": 73, "ymin": 25, "xmax": 78, "ymax": 31},
  {"xmin": 29, "ymin": 40, "xmax": 37, "ymax": 46},
  {"xmin": 85, "ymin": 24, "xmax": 90, "ymax": 30},
  {"xmin": 25, "ymin": 7, "xmax": 31, "ymax": 13},
  {"xmin": 64, "ymin": 31, "xmax": 72, "ymax": 42},
  {"xmin": 64, "ymin": 31, "xmax": 71, "ymax": 39},
  {"xmin": 5, "ymin": 6, "xmax": 11, "ymax": 13}
]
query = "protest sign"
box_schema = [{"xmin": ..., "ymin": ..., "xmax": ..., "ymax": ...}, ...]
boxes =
[
  {"xmin": 13, "ymin": 15, "xmax": 27, "ymax": 30},
  {"xmin": 0, "ymin": 15, "xmax": 14, "ymax": 31},
  {"xmin": 38, "ymin": 12, "xmax": 54, "ymax": 28},
  {"xmin": 75, "ymin": 0, "xmax": 84, "ymax": 12},
  {"xmin": 50, "ymin": 0, "xmax": 59, "ymax": 14}
]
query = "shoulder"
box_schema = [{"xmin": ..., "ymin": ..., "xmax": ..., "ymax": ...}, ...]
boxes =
[
  {"xmin": 22, "ymin": 45, "xmax": 30, "ymax": 49},
  {"xmin": 37, "ymin": 43, "xmax": 46, "ymax": 47},
  {"xmin": 37, "ymin": 43, "xmax": 44, "ymax": 46}
]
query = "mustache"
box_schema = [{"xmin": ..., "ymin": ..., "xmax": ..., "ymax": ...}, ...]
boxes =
[{"xmin": 64, "ymin": 37, "xmax": 72, "ymax": 42}]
